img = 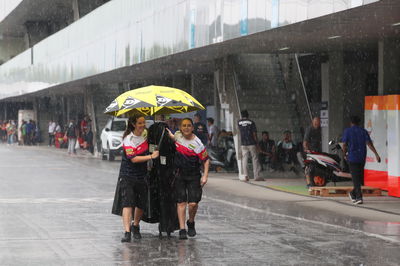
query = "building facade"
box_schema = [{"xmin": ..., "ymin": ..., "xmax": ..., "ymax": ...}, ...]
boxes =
[{"xmin": 0, "ymin": 0, "xmax": 399, "ymax": 171}]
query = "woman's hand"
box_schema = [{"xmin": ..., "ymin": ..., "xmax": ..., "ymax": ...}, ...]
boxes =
[
  {"xmin": 151, "ymin": 150, "xmax": 160, "ymax": 159},
  {"xmin": 165, "ymin": 128, "xmax": 175, "ymax": 139},
  {"xmin": 200, "ymin": 175, "xmax": 208, "ymax": 187}
]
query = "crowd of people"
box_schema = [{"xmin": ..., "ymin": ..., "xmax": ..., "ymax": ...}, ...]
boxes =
[
  {"xmin": 47, "ymin": 115, "xmax": 94, "ymax": 156},
  {"xmin": 20, "ymin": 120, "xmax": 41, "ymax": 145},
  {"xmin": 237, "ymin": 110, "xmax": 307, "ymax": 182},
  {"xmin": 0, "ymin": 120, "xmax": 16, "ymax": 145},
  {"xmin": 0, "ymin": 119, "xmax": 41, "ymax": 145}
]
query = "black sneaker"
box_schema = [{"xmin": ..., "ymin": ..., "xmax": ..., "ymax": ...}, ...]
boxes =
[
  {"xmin": 187, "ymin": 220, "xmax": 196, "ymax": 237},
  {"xmin": 179, "ymin": 229, "xmax": 188, "ymax": 240},
  {"xmin": 121, "ymin": 231, "xmax": 131, "ymax": 243},
  {"xmin": 132, "ymin": 225, "xmax": 142, "ymax": 239},
  {"xmin": 354, "ymin": 199, "xmax": 363, "ymax": 205},
  {"xmin": 348, "ymin": 192, "xmax": 356, "ymax": 203}
]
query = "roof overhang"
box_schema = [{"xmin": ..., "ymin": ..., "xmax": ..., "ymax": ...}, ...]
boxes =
[{"xmin": 2, "ymin": 0, "xmax": 400, "ymax": 101}]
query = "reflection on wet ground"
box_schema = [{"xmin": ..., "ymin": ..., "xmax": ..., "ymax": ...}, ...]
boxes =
[
  {"xmin": 1, "ymin": 197, "xmax": 400, "ymax": 265},
  {"xmin": 1, "ymin": 145, "xmax": 400, "ymax": 265}
]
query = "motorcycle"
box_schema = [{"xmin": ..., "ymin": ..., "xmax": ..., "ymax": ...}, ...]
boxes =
[
  {"xmin": 304, "ymin": 140, "xmax": 351, "ymax": 186},
  {"xmin": 207, "ymin": 136, "xmax": 238, "ymax": 172}
]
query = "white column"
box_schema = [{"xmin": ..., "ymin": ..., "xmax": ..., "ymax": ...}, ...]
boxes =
[{"xmin": 321, "ymin": 62, "xmax": 329, "ymax": 152}]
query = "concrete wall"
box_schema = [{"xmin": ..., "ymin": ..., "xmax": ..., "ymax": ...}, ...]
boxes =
[
  {"xmin": 0, "ymin": 38, "xmax": 25, "ymax": 65},
  {"xmin": 379, "ymin": 38, "xmax": 400, "ymax": 95},
  {"xmin": 234, "ymin": 54, "xmax": 302, "ymax": 143},
  {"xmin": 191, "ymin": 74, "xmax": 214, "ymax": 107},
  {"xmin": 0, "ymin": 0, "xmax": 23, "ymax": 22},
  {"xmin": 322, "ymin": 50, "xmax": 379, "ymax": 147}
]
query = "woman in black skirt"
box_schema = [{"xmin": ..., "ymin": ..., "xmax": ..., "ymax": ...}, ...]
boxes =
[{"xmin": 118, "ymin": 115, "xmax": 159, "ymax": 242}]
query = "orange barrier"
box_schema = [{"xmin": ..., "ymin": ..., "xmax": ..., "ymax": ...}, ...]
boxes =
[{"xmin": 364, "ymin": 95, "xmax": 400, "ymax": 197}]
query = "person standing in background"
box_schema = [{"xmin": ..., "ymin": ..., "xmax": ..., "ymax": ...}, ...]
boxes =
[
  {"xmin": 193, "ymin": 114, "xmax": 208, "ymax": 146},
  {"xmin": 207, "ymin": 118, "xmax": 219, "ymax": 147},
  {"xmin": 303, "ymin": 117, "xmax": 322, "ymax": 190},
  {"xmin": 20, "ymin": 120, "xmax": 27, "ymax": 146},
  {"xmin": 7, "ymin": 120, "xmax": 16, "ymax": 145},
  {"xmin": 238, "ymin": 110, "xmax": 263, "ymax": 181},
  {"xmin": 66, "ymin": 119, "xmax": 79, "ymax": 155},
  {"xmin": 48, "ymin": 120, "xmax": 56, "ymax": 146}
]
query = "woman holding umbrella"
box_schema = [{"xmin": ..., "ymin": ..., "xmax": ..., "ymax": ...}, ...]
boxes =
[
  {"xmin": 166, "ymin": 118, "xmax": 209, "ymax": 240},
  {"xmin": 117, "ymin": 115, "xmax": 159, "ymax": 242}
]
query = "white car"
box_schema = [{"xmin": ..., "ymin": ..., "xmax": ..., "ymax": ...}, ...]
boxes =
[
  {"xmin": 100, "ymin": 117, "xmax": 154, "ymax": 161},
  {"xmin": 100, "ymin": 117, "xmax": 127, "ymax": 161}
]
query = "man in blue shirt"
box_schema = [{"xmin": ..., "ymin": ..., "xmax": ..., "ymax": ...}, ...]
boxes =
[
  {"xmin": 342, "ymin": 116, "xmax": 380, "ymax": 205},
  {"xmin": 238, "ymin": 110, "xmax": 263, "ymax": 181}
]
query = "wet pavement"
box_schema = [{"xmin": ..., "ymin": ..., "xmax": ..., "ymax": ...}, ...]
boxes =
[{"xmin": 1, "ymin": 144, "xmax": 400, "ymax": 265}]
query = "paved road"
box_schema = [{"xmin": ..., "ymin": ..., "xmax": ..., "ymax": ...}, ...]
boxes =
[{"xmin": 1, "ymin": 145, "xmax": 400, "ymax": 265}]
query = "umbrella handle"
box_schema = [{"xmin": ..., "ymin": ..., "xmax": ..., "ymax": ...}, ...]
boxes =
[
  {"xmin": 147, "ymin": 183, "xmax": 152, "ymax": 219},
  {"xmin": 157, "ymin": 126, "xmax": 166, "ymax": 152}
]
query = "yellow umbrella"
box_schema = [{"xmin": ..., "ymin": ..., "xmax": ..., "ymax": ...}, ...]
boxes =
[{"xmin": 104, "ymin": 85, "xmax": 205, "ymax": 116}]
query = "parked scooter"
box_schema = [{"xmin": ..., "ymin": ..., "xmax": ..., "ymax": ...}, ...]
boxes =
[
  {"xmin": 303, "ymin": 140, "xmax": 351, "ymax": 186},
  {"xmin": 208, "ymin": 136, "xmax": 238, "ymax": 172}
]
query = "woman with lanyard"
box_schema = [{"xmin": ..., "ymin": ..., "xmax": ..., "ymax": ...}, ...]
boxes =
[
  {"xmin": 167, "ymin": 118, "xmax": 209, "ymax": 240},
  {"xmin": 118, "ymin": 115, "xmax": 159, "ymax": 242}
]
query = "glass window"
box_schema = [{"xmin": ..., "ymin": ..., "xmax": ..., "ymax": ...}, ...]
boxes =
[{"xmin": 111, "ymin": 121, "xmax": 127, "ymax": 131}]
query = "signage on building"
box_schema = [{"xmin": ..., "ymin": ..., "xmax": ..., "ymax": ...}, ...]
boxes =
[{"xmin": 320, "ymin": 101, "xmax": 328, "ymax": 127}]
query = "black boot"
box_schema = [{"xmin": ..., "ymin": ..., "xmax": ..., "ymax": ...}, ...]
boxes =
[
  {"xmin": 121, "ymin": 232, "xmax": 131, "ymax": 243},
  {"xmin": 187, "ymin": 220, "xmax": 196, "ymax": 237},
  {"xmin": 179, "ymin": 229, "xmax": 188, "ymax": 240},
  {"xmin": 132, "ymin": 225, "xmax": 142, "ymax": 239}
]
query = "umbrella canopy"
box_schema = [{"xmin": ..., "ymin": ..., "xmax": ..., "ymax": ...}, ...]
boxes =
[{"xmin": 104, "ymin": 85, "xmax": 205, "ymax": 116}]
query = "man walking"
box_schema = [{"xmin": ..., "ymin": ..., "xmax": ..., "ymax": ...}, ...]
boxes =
[
  {"xmin": 342, "ymin": 116, "xmax": 380, "ymax": 205},
  {"xmin": 303, "ymin": 117, "xmax": 322, "ymax": 189},
  {"xmin": 238, "ymin": 110, "xmax": 263, "ymax": 181}
]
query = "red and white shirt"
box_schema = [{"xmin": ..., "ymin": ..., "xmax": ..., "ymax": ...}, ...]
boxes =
[
  {"xmin": 174, "ymin": 131, "xmax": 208, "ymax": 171},
  {"xmin": 119, "ymin": 131, "xmax": 149, "ymax": 178},
  {"xmin": 123, "ymin": 131, "xmax": 148, "ymax": 159}
]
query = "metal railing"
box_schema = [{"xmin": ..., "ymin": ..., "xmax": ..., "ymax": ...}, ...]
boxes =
[{"xmin": 231, "ymin": 64, "xmax": 242, "ymax": 119}]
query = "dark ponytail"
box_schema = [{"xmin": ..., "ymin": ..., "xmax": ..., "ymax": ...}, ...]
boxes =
[{"xmin": 122, "ymin": 115, "xmax": 143, "ymax": 139}]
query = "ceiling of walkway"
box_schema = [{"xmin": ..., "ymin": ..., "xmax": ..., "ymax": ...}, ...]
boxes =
[
  {"xmin": 0, "ymin": 0, "xmax": 72, "ymax": 38},
  {"xmin": 0, "ymin": 0, "xmax": 109, "ymax": 38}
]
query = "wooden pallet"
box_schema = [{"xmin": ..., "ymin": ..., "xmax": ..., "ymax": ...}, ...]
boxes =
[{"xmin": 310, "ymin": 186, "xmax": 382, "ymax": 197}]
